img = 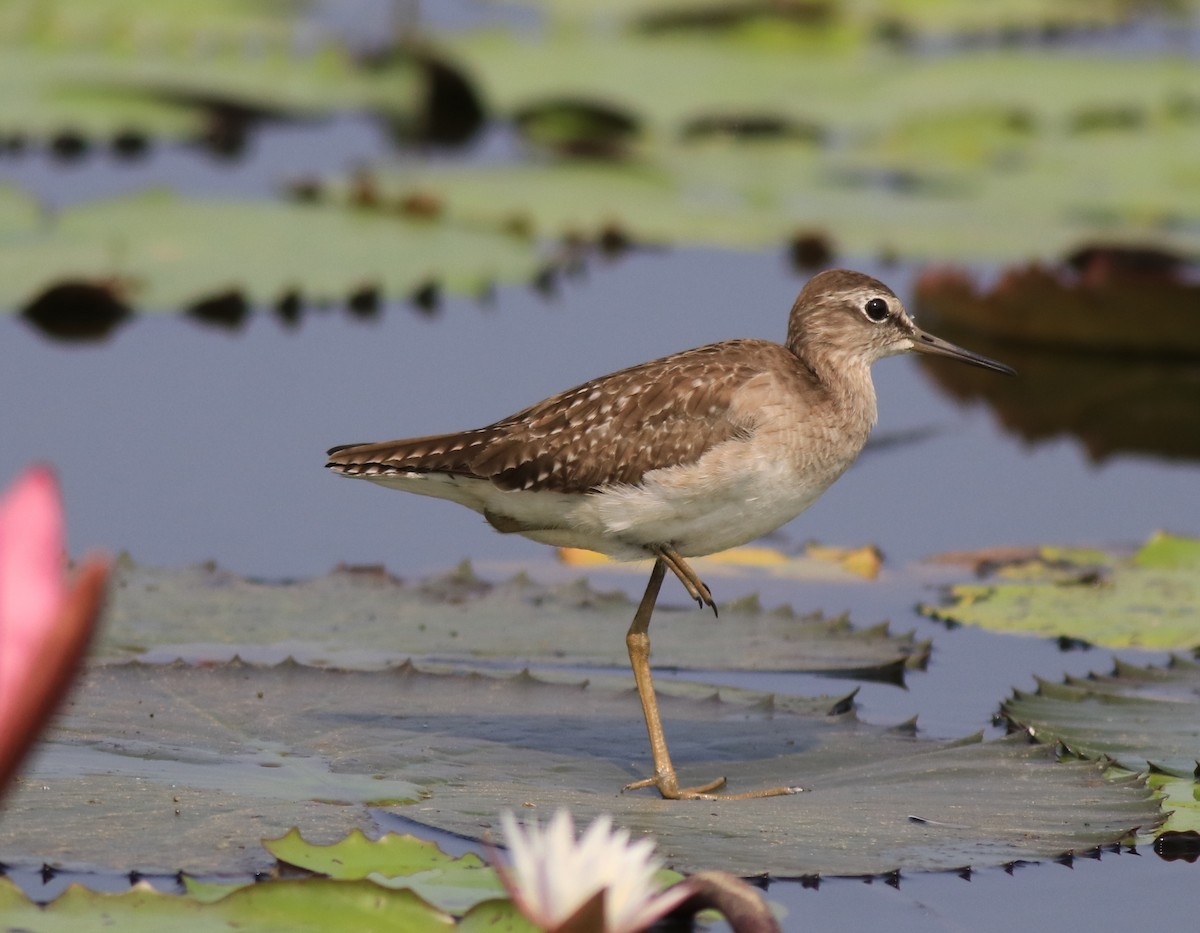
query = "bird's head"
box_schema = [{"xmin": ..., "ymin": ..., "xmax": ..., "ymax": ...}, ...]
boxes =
[{"xmin": 786, "ymin": 269, "xmax": 1015, "ymax": 376}]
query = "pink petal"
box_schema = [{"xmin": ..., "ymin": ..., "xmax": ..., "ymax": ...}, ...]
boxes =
[{"xmin": 0, "ymin": 465, "xmax": 66, "ymax": 722}]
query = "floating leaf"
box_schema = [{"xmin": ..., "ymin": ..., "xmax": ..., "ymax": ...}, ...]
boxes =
[
  {"xmin": 921, "ymin": 532, "xmax": 1200, "ymax": 649},
  {"xmin": 0, "ymin": 660, "xmax": 1159, "ymax": 877},
  {"xmin": 99, "ymin": 558, "xmax": 928, "ymax": 676},
  {"xmin": 433, "ymin": 26, "xmax": 1200, "ymax": 258},
  {"xmin": 263, "ymin": 828, "xmax": 506, "ymax": 914},
  {"xmin": 0, "ymin": 1, "xmax": 422, "ymax": 140},
  {"xmin": 1146, "ymin": 774, "xmax": 1200, "ymax": 839},
  {"xmin": 0, "ymin": 875, "xmax": 453, "ymax": 932},
  {"xmin": 2, "ymin": 47, "xmax": 1198, "ymax": 309},
  {"xmin": 0, "ymin": 188, "xmax": 541, "ymax": 311},
  {"xmin": 1002, "ymin": 655, "xmax": 1200, "ymax": 778},
  {"xmin": 520, "ymin": 0, "xmax": 1164, "ymax": 37}
]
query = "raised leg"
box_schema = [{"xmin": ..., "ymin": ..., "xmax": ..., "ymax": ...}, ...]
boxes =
[
  {"xmin": 622, "ymin": 558, "xmax": 799, "ymax": 801},
  {"xmin": 654, "ymin": 545, "xmax": 716, "ymax": 615}
]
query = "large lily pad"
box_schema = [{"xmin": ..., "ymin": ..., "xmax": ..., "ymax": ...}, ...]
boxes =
[
  {"xmin": 0, "ymin": 660, "xmax": 1159, "ymax": 877},
  {"xmin": 0, "ymin": 0, "xmax": 421, "ymax": 139},
  {"xmin": 1002, "ymin": 656, "xmax": 1200, "ymax": 778},
  {"xmin": 99, "ymin": 558, "xmax": 927, "ymax": 677},
  {"xmin": 315, "ymin": 108, "xmax": 1200, "ymax": 262},
  {"xmin": 520, "ymin": 0, "xmax": 1189, "ymax": 36},
  {"xmin": 0, "ymin": 189, "xmax": 541, "ymax": 312},
  {"xmin": 0, "ymin": 875, "xmax": 455, "ymax": 932},
  {"xmin": 1, "ymin": 37, "xmax": 1197, "ymax": 311},
  {"xmin": 260, "ymin": 829, "xmax": 508, "ymax": 914},
  {"xmin": 920, "ymin": 533, "xmax": 1200, "ymax": 649},
  {"xmin": 429, "ymin": 25, "xmax": 1200, "ymax": 258}
]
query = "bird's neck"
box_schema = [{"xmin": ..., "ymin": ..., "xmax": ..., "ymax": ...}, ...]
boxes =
[{"xmin": 797, "ymin": 343, "xmax": 880, "ymax": 433}]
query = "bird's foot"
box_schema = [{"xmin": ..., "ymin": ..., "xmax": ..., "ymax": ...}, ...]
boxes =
[
  {"xmin": 623, "ymin": 771, "xmax": 800, "ymax": 801},
  {"xmin": 653, "ymin": 546, "xmax": 717, "ymax": 616}
]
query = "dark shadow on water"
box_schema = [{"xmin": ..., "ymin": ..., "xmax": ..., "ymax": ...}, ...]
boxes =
[{"xmin": 917, "ymin": 336, "xmax": 1200, "ymax": 464}]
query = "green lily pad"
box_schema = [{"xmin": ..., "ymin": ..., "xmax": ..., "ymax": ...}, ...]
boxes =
[
  {"xmin": 262, "ymin": 829, "xmax": 507, "ymax": 914},
  {"xmin": 265, "ymin": 826, "xmax": 479, "ymax": 879},
  {"xmin": 98, "ymin": 558, "xmax": 928, "ymax": 677},
  {"xmin": 259, "ymin": 825, "xmax": 684, "ymax": 915},
  {"xmin": 1002, "ymin": 655, "xmax": 1200, "ymax": 778},
  {"xmin": 451, "ymin": 26, "xmax": 1199, "ymax": 135},
  {"xmin": 1135, "ymin": 533, "xmax": 1200, "ymax": 570},
  {"xmin": 0, "ymin": 188, "xmax": 540, "ymax": 311},
  {"xmin": 920, "ymin": 532, "xmax": 1200, "ymax": 649},
  {"xmin": 307, "ymin": 101, "xmax": 1200, "ymax": 263},
  {"xmin": 433, "ymin": 24, "xmax": 1200, "ymax": 258},
  {"xmin": 0, "ymin": 660, "xmax": 1159, "ymax": 877},
  {"xmin": 0, "ymin": 0, "xmax": 422, "ymax": 139},
  {"xmin": 0, "ymin": 875, "xmax": 453, "ymax": 932},
  {"xmin": 1145, "ymin": 773, "xmax": 1200, "ymax": 839},
  {"xmin": 2, "ymin": 36, "xmax": 1198, "ymax": 310},
  {"xmin": 519, "ymin": 0, "xmax": 1180, "ymax": 36}
]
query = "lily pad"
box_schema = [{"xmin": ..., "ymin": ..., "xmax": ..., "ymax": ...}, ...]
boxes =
[
  {"xmin": 1147, "ymin": 774, "xmax": 1200, "ymax": 838},
  {"xmin": 0, "ymin": 0, "xmax": 422, "ymax": 140},
  {"xmin": 432, "ymin": 24, "xmax": 1200, "ymax": 258},
  {"xmin": 2, "ymin": 39, "xmax": 1198, "ymax": 310},
  {"xmin": 262, "ymin": 828, "xmax": 506, "ymax": 914},
  {"xmin": 0, "ymin": 875, "xmax": 454, "ymax": 932},
  {"xmin": 920, "ymin": 532, "xmax": 1200, "ymax": 649},
  {"xmin": 1002, "ymin": 655, "xmax": 1200, "ymax": 778},
  {"xmin": 0, "ymin": 660, "xmax": 1159, "ymax": 877},
  {"xmin": 99, "ymin": 558, "xmax": 928, "ymax": 676},
  {"xmin": 0, "ymin": 188, "xmax": 541, "ymax": 312},
  {"xmin": 519, "ymin": 0, "xmax": 1181, "ymax": 37}
]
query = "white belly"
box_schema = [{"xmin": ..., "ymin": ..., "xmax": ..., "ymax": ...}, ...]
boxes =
[{"xmin": 353, "ymin": 432, "xmax": 860, "ymax": 561}]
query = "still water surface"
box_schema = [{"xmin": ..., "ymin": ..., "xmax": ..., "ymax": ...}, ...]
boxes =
[
  {"xmin": 3, "ymin": 248, "xmax": 1197, "ymax": 580},
  {"xmin": 2, "ymin": 248, "xmax": 1198, "ymax": 928}
]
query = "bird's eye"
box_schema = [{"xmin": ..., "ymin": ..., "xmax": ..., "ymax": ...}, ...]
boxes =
[{"xmin": 864, "ymin": 297, "xmax": 890, "ymax": 322}]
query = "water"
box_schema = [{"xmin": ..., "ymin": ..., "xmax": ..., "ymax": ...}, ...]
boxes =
[
  {"xmin": 3, "ymin": 32, "xmax": 1200, "ymax": 928},
  {"xmin": 3, "ymin": 247, "xmax": 1198, "ymax": 925},
  {"xmin": 1, "ymin": 247, "xmax": 1197, "ymax": 582}
]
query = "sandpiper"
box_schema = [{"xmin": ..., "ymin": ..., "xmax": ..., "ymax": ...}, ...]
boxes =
[{"xmin": 326, "ymin": 268, "xmax": 1014, "ymax": 800}]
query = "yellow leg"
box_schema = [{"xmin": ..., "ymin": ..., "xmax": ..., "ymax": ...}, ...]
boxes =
[{"xmin": 622, "ymin": 558, "xmax": 800, "ymax": 801}]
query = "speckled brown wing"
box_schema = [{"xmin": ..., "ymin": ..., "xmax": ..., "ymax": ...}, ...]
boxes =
[{"xmin": 326, "ymin": 339, "xmax": 784, "ymax": 494}]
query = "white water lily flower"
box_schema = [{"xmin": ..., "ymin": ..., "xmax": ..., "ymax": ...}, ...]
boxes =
[{"xmin": 498, "ymin": 809, "xmax": 692, "ymax": 933}]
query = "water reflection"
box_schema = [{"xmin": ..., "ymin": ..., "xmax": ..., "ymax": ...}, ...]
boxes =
[
  {"xmin": 20, "ymin": 281, "xmax": 132, "ymax": 343},
  {"xmin": 917, "ymin": 338, "xmax": 1200, "ymax": 464}
]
